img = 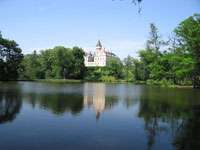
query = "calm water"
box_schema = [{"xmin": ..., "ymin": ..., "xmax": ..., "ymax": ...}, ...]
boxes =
[{"xmin": 0, "ymin": 82, "xmax": 200, "ymax": 150}]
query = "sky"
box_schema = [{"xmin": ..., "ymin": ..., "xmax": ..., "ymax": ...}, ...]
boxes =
[{"xmin": 0, "ymin": 0, "xmax": 199, "ymax": 59}]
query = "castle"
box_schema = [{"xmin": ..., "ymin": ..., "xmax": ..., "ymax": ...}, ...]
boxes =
[{"xmin": 84, "ymin": 40, "xmax": 119, "ymax": 67}]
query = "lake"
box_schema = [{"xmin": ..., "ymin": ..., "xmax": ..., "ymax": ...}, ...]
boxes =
[{"xmin": 0, "ymin": 82, "xmax": 200, "ymax": 150}]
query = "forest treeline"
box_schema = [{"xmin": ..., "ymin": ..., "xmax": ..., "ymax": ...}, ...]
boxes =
[
  {"xmin": 0, "ymin": 14, "xmax": 199, "ymax": 88},
  {"xmin": 19, "ymin": 46, "xmax": 85, "ymax": 80}
]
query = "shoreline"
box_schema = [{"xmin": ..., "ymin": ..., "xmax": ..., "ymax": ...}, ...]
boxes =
[{"xmin": 0, "ymin": 79, "xmax": 194, "ymax": 88}]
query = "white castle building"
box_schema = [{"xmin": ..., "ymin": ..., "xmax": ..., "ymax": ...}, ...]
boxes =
[{"xmin": 84, "ymin": 40, "xmax": 119, "ymax": 67}]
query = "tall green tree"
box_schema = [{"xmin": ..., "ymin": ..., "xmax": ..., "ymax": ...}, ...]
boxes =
[
  {"xmin": 136, "ymin": 23, "xmax": 167, "ymax": 81},
  {"xmin": 138, "ymin": 47, "xmax": 156, "ymax": 80},
  {"xmin": 133, "ymin": 58, "xmax": 147, "ymax": 81},
  {"xmin": 143, "ymin": 23, "xmax": 167, "ymax": 80},
  {"xmin": 21, "ymin": 51, "xmax": 42, "ymax": 79},
  {"xmin": 147, "ymin": 23, "xmax": 166, "ymax": 57},
  {"xmin": 174, "ymin": 14, "xmax": 200, "ymax": 88},
  {"xmin": 70, "ymin": 47, "xmax": 85, "ymax": 79},
  {"xmin": 0, "ymin": 32, "xmax": 23, "ymax": 80},
  {"xmin": 39, "ymin": 49, "xmax": 53, "ymax": 79},
  {"xmin": 109, "ymin": 58, "xmax": 124, "ymax": 79},
  {"xmin": 50, "ymin": 46, "xmax": 72, "ymax": 79},
  {"xmin": 123, "ymin": 55, "xmax": 135, "ymax": 81}
]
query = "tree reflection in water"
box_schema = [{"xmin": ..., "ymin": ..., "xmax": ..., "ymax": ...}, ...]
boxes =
[
  {"xmin": 24, "ymin": 83, "xmax": 119, "ymax": 120},
  {"xmin": 138, "ymin": 87, "xmax": 200, "ymax": 150},
  {"xmin": 173, "ymin": 106, "xmax": 200, "ymax": 150},
  {"xmin": 1, "ymin": 82, "xmax": 199, "ymax": 150},
  {"xmin": 0, "ymin": 83, "xmax": 22, "ymax": 124},
  {"xmin": 25, "ymin": 93, "xmax": 84, "ymax": 115}
]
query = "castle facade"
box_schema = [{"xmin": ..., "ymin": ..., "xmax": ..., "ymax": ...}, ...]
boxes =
[{"xmin": 84, "ymin": 40, "xmax": 119, "ymax": 67}]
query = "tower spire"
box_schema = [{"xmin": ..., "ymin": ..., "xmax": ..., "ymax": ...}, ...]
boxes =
[{"xmin": 96, "ymin": 39, "xmax": 102, "ymax": 48}]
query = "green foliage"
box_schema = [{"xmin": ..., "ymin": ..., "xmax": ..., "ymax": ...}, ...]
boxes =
[
  {"xmin": 136, "ymin": 14, "xmax": 200, "ymax": 88},
  {"xmin": 20, "ymin": 46, "xmax": 85, "ymax": 80},
  {"xmin": 123, "ymin": 55, "xmax": 136, "ymax": 82},
  {"xmin": 0, "ymin": 32, "xmax": 23, "ymax": 80},
  {"xmin": 133, "ymin": 59, "xmax": 147, "ymax": 81},
  {"xmin": 109, "ymin": 58, "xmax": 124, "ymax": 79},
  {"xmin": 84, "ymin": 66, "xmax": 117, "ymax": 82},
  {"xmin": 147, "ymin": 23, "xmax": 167, "ymax": 56},
  {"xmin": 70, "ymin": 47, "xmax": 85, "ymax": 79},
  {"xmin": 84, "ymin": 61, "xmax": 126, "ymax": 82},
  {"xmin": 20, "ymin": 51, "xmax": 42, "ymax": 80},
  {"xmin": 174, "ymin": 13, "xmax": 200, "ymax": 88},
  {"xmin": 84, "ymin": 67, "xmax": 102, "ymax": 81},
  {"xmin": 2, "ymin": 13, "xmax": 198, "ymax": 88}
]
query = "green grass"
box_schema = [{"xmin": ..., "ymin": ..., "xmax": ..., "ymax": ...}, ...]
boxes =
[{"xmin": 146, "ymin": 79, "xmax": 193, "ymax": 88}]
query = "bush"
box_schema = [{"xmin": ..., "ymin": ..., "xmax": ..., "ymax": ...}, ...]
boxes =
[
  {"xmin": 147, "ymin": 79, "xmax": 160, "ymax": 85},
  {"xmin": 160, "ymin": 78, "xmax": 175, "ymax": 87},
  {"xmin": 147, "ymin": 78, "xmax": 175, "ymax": 87},
  {"xmin": 146, "ymin": 79, "xmax": 154, "ymax": 85},
  {"xmin": 101, "ymin": 76, "xmax": 116, "ymax": 82}
]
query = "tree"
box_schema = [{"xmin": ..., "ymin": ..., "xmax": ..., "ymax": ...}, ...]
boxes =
[
  {"xmin": 147, "ymin": 23, "xmax": 167, "ymax": 57},
  {"xmin": 149, "ymin": 52, "xmax": 169, "ymax": 80},
  {"xmin": 0, "ymin": 32, "xmax": 23, "ymax": 81},
  {"xmin": 70, "ymin": 47, "xmax": 85, "ymax": 79},
  {"xmin": 133, "ymin": 58, "xmax": 147, "ymax": 81},
  {"xmin": 38, "ymin": 49, "xmax": 53, "ymax": 79},
  {"xmin": 50, "ymin": 46, "xmax": 72, "ymax": 79},
  {"xmin": 109, "ymin": 58, "xmax": 124, "ymax": 79},
  {"xmin": 138, "ymin": 47, "xmax": 156, "ymax": 80},
  {"xmin": 136, "ymin": 23, "xmax": 167, "ymax": 81},
  {"xmin": 174, "ymin": 14, "xmax": 200, "ymax": 88},
  {"xmin": 142, "ymin": 23, "xmax": 167, "ymax": 80},
  {"xmin": 123, "ymin": 55, "xmax": 135, "ymax": 81},
  {"xmin": 0, "ymin": 58, "xmax": 4, "ymax": 80},
  {"xmin": 21, "ymin": 51, "xmax": 42, "ymax": 79},
  {"xmin": 20, "ymin": 46, "xmax": 85, "ymax": 80}
]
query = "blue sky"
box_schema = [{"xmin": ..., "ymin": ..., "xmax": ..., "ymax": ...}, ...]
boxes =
[{"xmin": 0, "ymin": 0, "xmax": 199, "ymax": 59}]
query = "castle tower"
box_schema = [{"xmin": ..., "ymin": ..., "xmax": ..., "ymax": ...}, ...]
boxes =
[{"xmin": 96, "ymin": 39, "xmax": 102, "ymax": 51}]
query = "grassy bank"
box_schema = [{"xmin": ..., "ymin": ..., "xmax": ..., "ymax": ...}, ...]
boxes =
[
  {"xmin": 35, "ymin": 79, "xmax": 83, "ymax": 83},
  {"xmin": 35, "ymin": 79, "xmax": 137, "ymax": 84},
  {"xmin": 146, "ymin": 79, "xmax": 193, "ymax": 88},
  {"xmin": 32, "ymin": 79, "xmax": 194, "ymax": 88},
  {"xmin": 0, "ymin": 79, "xmax": 194, "ymax": 88}
]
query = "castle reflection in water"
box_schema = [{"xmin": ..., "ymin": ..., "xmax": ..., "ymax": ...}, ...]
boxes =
[{"xmin": 83, "ymin": 83, "xmax": 106, "ymax": 120}]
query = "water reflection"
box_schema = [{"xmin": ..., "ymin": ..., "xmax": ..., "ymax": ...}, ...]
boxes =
[
  {"xmin": 83, "ymin": 83, "xmax": 119, "ymax": 120},
  {"xmin": 0, "ymin": 83, "xmax": 22, "ymax": 124},
  {"xmin": 0, "ymin": 82, "xmax": 200, "ymax": 150},
  {"xmin": 138, "ymin": 87, "xmax": 200, "ymax": 150},
  {"xmin": 84, "ymin": 83, "xmax": 106, "ymax": 119},
  {"xmin": 24, "ymin": 93, "xmax": 84, "ymax": 115},
  {"xmin": 173, "ymin": 106, "xmax": 200, "ymax": 150},
  {"xmin": 22, "ymin": 82, "xmax": 140, "ymax": 118}
]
